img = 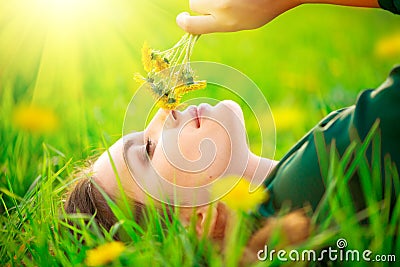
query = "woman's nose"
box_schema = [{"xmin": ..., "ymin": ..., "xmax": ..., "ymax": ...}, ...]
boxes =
[{"xmin": 145, "ymin": 109, "xmax": 170, "ymax": 134}]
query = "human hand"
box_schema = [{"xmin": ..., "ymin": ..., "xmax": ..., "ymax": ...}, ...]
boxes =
[{"xmin": 176, "ymin": 0, "xmax": 301, "ymax": 34}]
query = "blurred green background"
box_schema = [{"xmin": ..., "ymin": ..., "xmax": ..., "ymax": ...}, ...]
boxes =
[{"xmin": 1, "ymin": 0, "xmax": 400, "ymax": 201}]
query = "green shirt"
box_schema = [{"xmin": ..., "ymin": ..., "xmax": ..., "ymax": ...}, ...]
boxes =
[
  {"xmin": 379, "ymin": 0, "xmax": 400, "ymax": 14},
  {"xmin": 259, "ymin": 66, "xmax": 400, "ymax": 217}
]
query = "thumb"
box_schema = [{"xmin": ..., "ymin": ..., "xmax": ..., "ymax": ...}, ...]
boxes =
[{"xmin": 176, "ymin": 12, "xmax": 218, "ymax": 34}]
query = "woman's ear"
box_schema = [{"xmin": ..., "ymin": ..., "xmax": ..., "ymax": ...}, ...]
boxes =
[
  {"xmin": 195, "ymin": 205, "xmax": 218, "ymax": 237},
  {"xmin": 178, "ymin": 202, "xmax": 228, "ymax": 240}
]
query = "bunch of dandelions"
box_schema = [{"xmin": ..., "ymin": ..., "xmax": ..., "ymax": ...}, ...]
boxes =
[{"xmin": 135, "ymin": 34, "xmax": 207, "ymax": 110}]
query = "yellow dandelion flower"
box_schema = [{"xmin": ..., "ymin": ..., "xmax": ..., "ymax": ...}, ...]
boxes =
[
  {"xmin": 154, "ymin": 56, "xmax": 169, "ymax": 72},
  {"xmin": 375, "ymin": 32, "xmax": 400, "ymax": 59},
  {"xmin": 156, "ymin": 95, "xmax": 182, "ymax": 110},
  {"xmin": 154, "ymin": 80, "xmax": 206, "ymax": 110},
  {"xmin": 141, "ymin": 42, "xmax": 153, "ymax": 73},
  {"xmin": 158, "ymin": 101, "xmax": 179, "ymax": 110},
  {"xmin": 174, "ymin": 80, "xmax": 207, "ymax": 95},
  {"xmin": 211, "ymin": 176, "xmax": 268, "ymax": 212},
  {"xmin": 273, "ymin": 106, "xmax": 305, "ymax": 132},
  {"xmin": 85, "ymin": 241, "xmax": 126, "ymax": 267},
  {"xmin": 13, "ymin": 104, "xmax": 58, "ymax": 134},
  {"xmin": 152, "ymin": 81, "xmax": 206, "ymax": 110},
  {"xmin": 133, "ymin": 73, "xmax": 146, "ymax": 85}
]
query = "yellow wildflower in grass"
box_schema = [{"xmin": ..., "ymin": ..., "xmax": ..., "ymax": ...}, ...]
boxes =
[
  {"xmin": 85, "ymin": 241, "xmax": 126, "ymax": 266},
  {"xmin": 375, "ymin": 32, "xmax": 400, "ymax": 58},
  {"xmin": 12, "ymin": 104, "xmax": 58, "ymax": 134},
  {"xmin": 211, "ymin": 176, "xmax": 268, "ymax": 212},
  {"xmin": 272, "ymin": 106, "xmax": 305, "ymax": 132}
]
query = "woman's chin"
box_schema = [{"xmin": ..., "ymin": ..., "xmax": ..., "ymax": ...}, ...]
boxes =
[{"xmin": 218, "ymin": 100, "xmax": 245, "ymax": 123}]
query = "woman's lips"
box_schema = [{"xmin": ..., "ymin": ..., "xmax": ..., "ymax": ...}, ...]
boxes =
[
  {"xmin": 198, "ymin": 103, "xmax": 210, "ymax": 127},
  {"xmin": 189, "ymin": 106, "xmax": 200, "ymax": 128}
]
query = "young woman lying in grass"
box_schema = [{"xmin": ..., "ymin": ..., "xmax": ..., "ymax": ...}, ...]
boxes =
[{"xmin": 65, "ymin": 66, "xmax": 400, "ymax": 262}]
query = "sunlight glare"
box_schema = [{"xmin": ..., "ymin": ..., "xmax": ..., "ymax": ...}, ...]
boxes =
[
  {"xmin": 0, "ymin": 0, "xmax": 180, "ymax": 106},
  {"xmin": 32, "ymin": 0, "xmax": 107, "ymax": 27}
]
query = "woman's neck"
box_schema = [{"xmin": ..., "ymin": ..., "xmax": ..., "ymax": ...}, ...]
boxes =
[{"xmin": 243, "ymin": 153, "xmax": 278, "ymax": 187}]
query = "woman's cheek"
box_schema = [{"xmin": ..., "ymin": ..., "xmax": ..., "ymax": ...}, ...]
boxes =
[
  {"xmin": 150, "ymin": 147, "xmax": 171, "ymax": 178},
  {"xmin": 152, "ymin": 123, "xmax": 233, "ymax": 184}
]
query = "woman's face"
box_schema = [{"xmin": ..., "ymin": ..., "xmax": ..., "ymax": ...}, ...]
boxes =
[{"xmin": 93, "ymin": 100, "xmax": 250, "ymax": 205}]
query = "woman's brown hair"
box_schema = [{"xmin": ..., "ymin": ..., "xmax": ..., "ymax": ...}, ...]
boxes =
[
  {"xmin": 64, "ymin": 165, "xmax": 149, "ymax": 233},
  {"xmin": 64, "ymin": 169, "xmax": 173, "ymax": 234},
  {"xmin": 65, "ymin": 178, "xmax": 115, "ymax": 231}
]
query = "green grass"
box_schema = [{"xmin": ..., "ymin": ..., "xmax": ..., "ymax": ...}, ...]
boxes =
[{"xmin": 1, "ymin": 0, "xmax": 400, "ymax": 266}]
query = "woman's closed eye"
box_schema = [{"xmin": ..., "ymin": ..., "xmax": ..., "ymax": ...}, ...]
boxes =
[{"xmin": 145, "ymin": 138, "xmax": 156, "ymax": 159}]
